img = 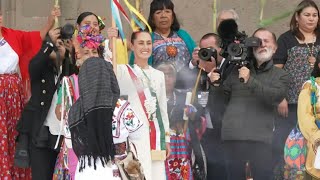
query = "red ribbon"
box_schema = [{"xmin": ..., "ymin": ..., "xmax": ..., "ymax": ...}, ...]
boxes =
[{"xmin": 126, "ymin": 65, "xmax": 157, "ymax": 150}]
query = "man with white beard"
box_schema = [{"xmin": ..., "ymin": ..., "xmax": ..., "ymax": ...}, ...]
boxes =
[{"xmin": 208, "ymin": 28, "xmax": 289, "ymax": 180}]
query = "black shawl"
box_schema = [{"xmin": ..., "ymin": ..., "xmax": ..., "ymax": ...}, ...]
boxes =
[{"xmin": 68, "ymin": 57, "xmax": 120, "ymax": 171}]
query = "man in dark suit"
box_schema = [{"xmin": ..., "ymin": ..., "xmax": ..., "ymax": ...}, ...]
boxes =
[{"xmin": 190, "ymin": 32, "xmax": 230, "ymax": 179}]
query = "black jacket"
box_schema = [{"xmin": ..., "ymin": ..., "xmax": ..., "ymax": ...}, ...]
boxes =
[
  {"xmin": 17, "ymin": 41, "xmax": 60, "ymax": 147},
  {"xmin": 221, "ymin": 60, "xmax": 289, "ymax": 144}
]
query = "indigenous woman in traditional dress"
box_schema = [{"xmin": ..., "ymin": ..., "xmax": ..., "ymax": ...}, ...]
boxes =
[
  {"xmin": 156, "ymin": 62, "xmax": 207, "ymax": 180},
  {"xmin": 298, "ymin": 56, "xmax": 320, "ymax": 179},
  {"xmin": 54, "ymin": 13, "xmax": 109, "ymax": 179},
  {"xmin": 74, "ymin": 12, "xmax": 113, "ymax": 63},
  {"xmin": 0, "ymin": 6, "xmax": 60, "ymax": 179},
  {"xmin": 117, "ymin": 30, "xmax": 171, "ymax": 180},
  {"xmin": 53, "ymin": 24, "xmax": 105, "ymax": 180},
  {"xmin": 156, "ymin": 62, "xmax": 193, "ymax": 179},
  {"xmin": 55, "ymin": 22, "xmax": 144, "ymax": 179},
  {"xmin": 129, "ymin": 0, "xmax": 196, "ymax": 90}
]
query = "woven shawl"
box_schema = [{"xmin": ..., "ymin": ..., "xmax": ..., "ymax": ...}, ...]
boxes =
[{"xmin": 68, "ymin": 57, "xmax": 120, "ymax": 171}]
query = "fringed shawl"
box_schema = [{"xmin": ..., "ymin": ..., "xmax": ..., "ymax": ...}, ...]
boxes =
[{"xmin": 68, "ymin": 57, "xmax": 120, "ymax": 171}]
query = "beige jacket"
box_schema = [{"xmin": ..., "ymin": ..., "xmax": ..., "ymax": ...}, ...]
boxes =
[{"xmin": 298, "ymin": 78, "xmax": 320, "ymax": 179}]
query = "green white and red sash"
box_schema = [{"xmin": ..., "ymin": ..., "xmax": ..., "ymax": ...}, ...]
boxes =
[{"xmin": 126, "ymin": 65, "xmax": 166, "ymax": 151}]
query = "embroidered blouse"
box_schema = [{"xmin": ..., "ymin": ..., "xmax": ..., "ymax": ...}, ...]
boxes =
[
  {"xmin": 112, "ymin": 99, "xmax": 143, "ymax": 144},
  {"xmin": 152, "ymin": 32, "xmax": 191, "ymax": 72}
]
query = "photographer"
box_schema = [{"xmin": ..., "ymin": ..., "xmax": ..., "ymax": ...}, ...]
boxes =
[
  {"xmin": 16, "ymin": 28, "xmax": 77, "ymax": 180},
  {"xmin": 191, "ymin": 33, "xmax": 228, "ymax": 179},
  {"xmin": 209, "ymin": 28, "xmax": 288, "ymax": 179}
]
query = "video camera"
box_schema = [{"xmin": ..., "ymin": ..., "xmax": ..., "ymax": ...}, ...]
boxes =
[{"xmin": 217, "ymin": 19, "xmax": 261, "ymax": 82}]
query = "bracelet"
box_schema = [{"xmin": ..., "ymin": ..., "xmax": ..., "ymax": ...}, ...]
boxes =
[{"xmin": 46, "ymin": 41, "xmax": 54, "ymax": 48}]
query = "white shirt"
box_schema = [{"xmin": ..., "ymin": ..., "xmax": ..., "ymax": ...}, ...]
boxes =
[
  {"xmin": 0, "ymin": 38, "xmax": 19, "ymax": 74},
  {"xmin": 104, "ymin": 39, "xmax": 113, "ymax": 63}
]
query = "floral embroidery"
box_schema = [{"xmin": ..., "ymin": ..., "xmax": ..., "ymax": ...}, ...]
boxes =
[
  {"xmin": 181, "ymin": 163, "xmax": 191, "ymax": 179},
  {"xmin": 284, "ymin": 44, "xmax": 320, "ymax": 104},
  {"xmin": 112, "ymin": 99, "xmax": 143, "ymax": 138},
  {"xmin": 166, "ymin": 132, "xmax": 193, "ymax": 180},
  {"xmin": 169, "ymin": 158, "xmax": 182, "ymax": 170}
]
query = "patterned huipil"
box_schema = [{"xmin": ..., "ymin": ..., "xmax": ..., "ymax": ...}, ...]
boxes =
[
  {"xmin": 274, "ymin": 31, "xmax": 320, "ymax": 104},
  {"xmin": 152, "ymin": 32, "xmax": 191, "ymax": 72}
]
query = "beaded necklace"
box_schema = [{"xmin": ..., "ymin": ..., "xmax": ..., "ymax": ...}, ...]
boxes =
[
  {"xmin": 155, "ymin": 32, "xmax": 178, "ymax": 58},
  {"xmin": 305, "ymin": 37, "xmax": 316, "ymax": 68}
]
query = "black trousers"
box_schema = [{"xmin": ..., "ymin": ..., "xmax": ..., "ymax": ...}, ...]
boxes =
[
  {"xmin": 201, "ymin": 128, "xmax": 228, "ymax": 180},
  {"xmin": 223, "ymin": 140, "xmax": 273, "ymax": 180},
  {"xmin": 30, "ymin": 142, "xmax": 59, "ymax": 180}
]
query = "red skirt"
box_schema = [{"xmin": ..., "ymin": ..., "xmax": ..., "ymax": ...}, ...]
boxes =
[{"xmin": 0, "ymin": 74, "xmax": 31, "ymax": 179}]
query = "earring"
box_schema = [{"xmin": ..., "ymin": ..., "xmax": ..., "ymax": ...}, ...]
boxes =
[{"xmin": 296, "ymin": 22, "xmax": 299, "ymax": 28}]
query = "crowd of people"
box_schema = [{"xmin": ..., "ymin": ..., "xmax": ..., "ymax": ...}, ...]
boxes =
[{"xmin": 1, "ymin": 0, "xmax": 320, "ymax": 179}]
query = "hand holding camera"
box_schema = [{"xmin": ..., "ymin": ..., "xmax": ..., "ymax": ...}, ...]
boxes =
[
  {"xmin": 208, "ymin": 68, "xmax": 221, "ymax": 86},
  {"xmin": 191, "ymin": 47, "xmax": 200, "ymax": 66},
  {"xmin": 238, "ymin": 66, "xmax": 250, "ymax": 83},
  {"xmin": 48, "ymin": 28, "xmax": 61, "ymax": 44},
  {"xmin": 192, "ymin": 47, "xmax": 217, "ymax": 73}
]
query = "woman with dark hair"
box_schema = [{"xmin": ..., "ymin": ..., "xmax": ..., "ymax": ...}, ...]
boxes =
[
  {"xmin": 298, "ymin": 55, "xmax": 320, "ymax": 179},
  {"xmin": 0, "ymin": 6, "xmax": 60, "ymax": 179},
  {"xmin": 117, "ymin": 30, "xmax": 171, "ymax": 180},
  {"xmin": 129, "ymin": 0, "xmax": 196, "ymax": 90},
  {"xmin": 72, "ymin": 11, "xmax": 112, "ymax": 63},
  {"xmin": 53, "ymin": 12, "xmax": 107, "ymax": 180},
  {"xmin": 15, "ymin": 28, "xmax": 75, "ymax": 180},
  {"xmin": 273, "ymin": 0, "xmax": 320, "ymax": 177}
]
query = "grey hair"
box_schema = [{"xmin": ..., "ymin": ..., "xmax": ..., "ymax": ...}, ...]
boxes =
[
  {"xmin": 156, "ymin": 62, "xmax": 177, "ymax": 78},
  {"xmin": 217, "ymin": 9, "xmax": 239, "ymax": 24}
]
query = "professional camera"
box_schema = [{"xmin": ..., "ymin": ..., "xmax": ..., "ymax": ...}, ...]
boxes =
[
  {"xmin": 217, "ymin": 19, "xmax": 261, "ymax": 67},
  {"xmin": 198, "ymin": 48, "xmax": 217, "ymax": 61},
  {"xmin": 60, "ymin": 23, "xmax": 75, "ymax": 40},
  {"xmin": 197, "ymin": 48, "xmax": 217, "ymax": 91},
  {"xmin": 217, "ymin": 19, "xmax": 261, "ymax": 82}
]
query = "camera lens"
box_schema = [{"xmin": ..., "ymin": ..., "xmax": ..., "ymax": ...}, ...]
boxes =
[
  {"xmin": 198, "ymin": 48, "xmax": 217, "ymax": 61},
  {"xmin": 202, "ymin": 51, "xmax": 208, "ymax": 57},
  {"xmin": 227, "ymin": 43, "xmax": 242, "ymax": 57},
  {"xmin": 60, "ymin": 23, "xmax": 75, "ymax": 40}
]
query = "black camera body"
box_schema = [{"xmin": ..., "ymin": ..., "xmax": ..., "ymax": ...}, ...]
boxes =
[
  {"xmin": 218, "ymin": 19, "xmax": 261, "ymax": 67},
  {"xmin": 217, "ymin": 19, "xmax": 261, "ymax": 82},
  {"xmin": 227, "ymin": 37, "xmax": 261, "ymax": 66},
  {"xmin": 198, "ymin": 47, "xmax": 217, "ymax": 61},
  {"xmin": 60, "ymin": 23, "xmax": 75, "ymax": 40}
]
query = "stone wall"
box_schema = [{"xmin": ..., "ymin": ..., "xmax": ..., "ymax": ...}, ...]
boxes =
[{"xmin": 2, "ymin": 0, "xmax": 320, "ymax": 44}]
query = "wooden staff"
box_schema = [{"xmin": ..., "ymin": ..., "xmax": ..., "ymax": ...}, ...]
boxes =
[
  {"xmin": 111, "ymin": 1, "xmax": 117, "ymax": 74},
  {"xmin": 54, "ymin": 0, "xmax": 59, "ymax": 28},
  {"xmin": 212, "ymin": 0, "xmax": 217, "ymax": 32},
  {"xmin": 183, "ymin": 69, "xmax": 203, "ymax": 132}
]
